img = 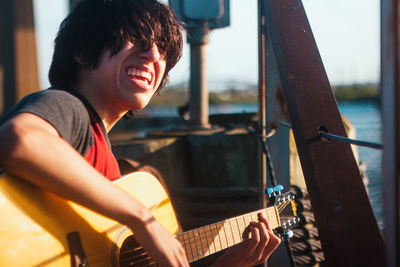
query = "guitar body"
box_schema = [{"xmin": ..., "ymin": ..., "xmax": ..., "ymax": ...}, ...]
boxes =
[{"xmin": 0, "ymin": 172, "xmax": 179, "ymax": 267}]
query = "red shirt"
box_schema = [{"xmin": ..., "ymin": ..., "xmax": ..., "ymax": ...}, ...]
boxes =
[{"xmin": 84, "ymin": 110, "xmax": 121, "ymax": 181}]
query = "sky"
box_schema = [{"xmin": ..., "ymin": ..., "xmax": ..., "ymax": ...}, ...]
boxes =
[{"xmin": 33, "ymin": 0, "xmax": 380, "ymax": 90}]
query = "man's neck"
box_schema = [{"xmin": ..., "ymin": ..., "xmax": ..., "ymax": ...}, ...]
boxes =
[{"xmin": 74, "ymin": 86, "xmax": 125, "ymax": 133}]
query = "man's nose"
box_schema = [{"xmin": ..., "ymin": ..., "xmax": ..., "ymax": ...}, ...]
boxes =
[{"xmin": 139, "ymin": 44, "xmax": 161, "ymax": 62}]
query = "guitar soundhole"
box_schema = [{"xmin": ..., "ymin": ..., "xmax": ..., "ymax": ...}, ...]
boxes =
[{"xmin": 119, "ymin": 236, "xmax": 158, "ymax": 267}]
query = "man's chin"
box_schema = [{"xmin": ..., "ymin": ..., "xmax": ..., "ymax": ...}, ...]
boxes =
[{"xmin": 129, "ymin": 96, "xmax": 152, "ymax": 110}]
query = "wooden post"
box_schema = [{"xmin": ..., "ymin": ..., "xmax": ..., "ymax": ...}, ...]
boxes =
[{"xmin": 0, "ymin": 0, "xmax": 40, "ymax": 114}]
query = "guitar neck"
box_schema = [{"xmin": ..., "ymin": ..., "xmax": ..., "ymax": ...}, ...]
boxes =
[{"xmin": 175, "ymin": 206, "xmax": 280, "ymax": 263}]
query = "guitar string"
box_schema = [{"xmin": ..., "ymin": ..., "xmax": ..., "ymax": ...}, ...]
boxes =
[
  {"xmin": 120, "ymin": 252, "xmax": 155, "ymax": 266},
  {"xmin": 278, "ymin": 200, "xmax": 291, "ymax": 214},
  {"xmin": 119, "ymin": 247, "xmax": 147, "ymax": 257},
  {"xmin": 120, "ymin": 207, "xmax": 283, "ymax": 264},
  {"xmin": 176, "ymin": 208, "xmax": 277, "ymax": 246},
  {"xmin": 120, "ymin": 208, "xmax": 282, "ymax": 265}
]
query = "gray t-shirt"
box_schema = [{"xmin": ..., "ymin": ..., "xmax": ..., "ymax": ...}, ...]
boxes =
[{"xmin": 0, "ymin": 88, "xmax": 96, "ymax": 156}]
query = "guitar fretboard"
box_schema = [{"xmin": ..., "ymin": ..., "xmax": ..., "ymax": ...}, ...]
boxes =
[{"xmin": 175, "ymin": 206, "xmax": 279, "ymax": 263}]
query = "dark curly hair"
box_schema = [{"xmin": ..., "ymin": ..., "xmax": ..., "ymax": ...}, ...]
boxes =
[{"xmin": 48, "ymin": 0, "xmax": 183, "ymax": 91}]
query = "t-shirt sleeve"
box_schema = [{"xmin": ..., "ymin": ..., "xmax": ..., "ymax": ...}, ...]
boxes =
[{"xmin": 1, "ymin": 89, "xmax": 93, "ymax": 156}]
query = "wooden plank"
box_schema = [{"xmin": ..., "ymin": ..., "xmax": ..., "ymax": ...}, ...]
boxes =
[{"xmin": 264, "ymin": 0, "xmax": 386, "ymax": 266}]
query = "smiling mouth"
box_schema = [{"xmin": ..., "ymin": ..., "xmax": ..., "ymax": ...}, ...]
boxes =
[{"xmin": 127, "ymin": 67, "xmax": 152, "ymax": 85}]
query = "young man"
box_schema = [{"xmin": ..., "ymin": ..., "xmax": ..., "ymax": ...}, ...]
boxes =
[{"xmin": 0, "ymin": 0, "xmax": 281, "ymax": 266}]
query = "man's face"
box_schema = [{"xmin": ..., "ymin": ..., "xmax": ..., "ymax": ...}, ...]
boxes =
[{"xmin": 90, "ymin": 40, "xmax": 167, "ymax": 112}]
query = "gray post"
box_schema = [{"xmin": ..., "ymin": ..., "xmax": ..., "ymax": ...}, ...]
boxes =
[
  {"xmin": 187, "ymin": 24, "xmax": 211, "ymax": 129},
  {"xmin": 381, "ymin": 0, "xmax": 400, "ymax": 265}
]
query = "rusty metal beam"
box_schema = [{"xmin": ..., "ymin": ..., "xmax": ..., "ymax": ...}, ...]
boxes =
[
  {"xmin": 381, "ymin": 0, "xmax": 400, "ymax": 266},
  {"xmin": 0, "ymin": 0, "xmax": 39, "ymax": 114},
  {"xmin": 263, "ymin": 0, "xmax": 385, "ymax": 266}
]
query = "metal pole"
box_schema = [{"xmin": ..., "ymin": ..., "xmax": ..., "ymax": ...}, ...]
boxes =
[
  {"xmin": 188, "ymin": 25, "xmax": 211, "ymax": 129},
  {"xmin": 258, "ymin": 0, "xmax": 267, "ymax": 209},
  {"xmin": 381, "ymin": 0, "xmax": 400, "ymax": 265}
]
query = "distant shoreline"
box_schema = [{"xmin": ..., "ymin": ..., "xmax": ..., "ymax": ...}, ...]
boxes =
[{"xmin": 149, "ymin": 83, "xmax": 379, "ymax": 107}]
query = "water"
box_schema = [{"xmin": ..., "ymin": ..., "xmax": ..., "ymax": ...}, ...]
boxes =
[
  {"xmin": 139, "ymin": 103, "xmax": 259, "ymax": 117},
  {"xmin": 337, "ymin": 101, "xmax": 383, "ymax": 229},
  {"xmin": 140, "ymin": 101, "xmax": 383, "ymax": 227}
]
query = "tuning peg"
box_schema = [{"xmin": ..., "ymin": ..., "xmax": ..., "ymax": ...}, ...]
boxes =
[
  {"xmin": 276, "ymin": 228, "xmax": 294, "ymax": 239},
  {"xmin": 265, "ymin": 187, "xmax": 275, "ymax": 196},
  {"xmin": 265, "ymin": 187, "xmax": 276, "ymax": 206},
  {"xmin": 283, "ymin": 230, "xmax": 294, "ymax": 239},
  {"xmin": 274, "ymin": 185, "xmax": 284, "ymax": 195}
]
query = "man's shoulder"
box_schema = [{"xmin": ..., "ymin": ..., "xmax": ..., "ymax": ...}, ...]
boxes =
[
  {"xmin": 1, "ymin": 87, "xmax": 89, "ymax": 125},
  {"xmin": 36, "ymin": 88, "xmax": 86, "ymax": 105}
]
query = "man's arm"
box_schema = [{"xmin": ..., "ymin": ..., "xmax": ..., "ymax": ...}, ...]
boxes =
[{"xmin": 0, "ymin": 113, "xmax": 189, "ymax": 267}]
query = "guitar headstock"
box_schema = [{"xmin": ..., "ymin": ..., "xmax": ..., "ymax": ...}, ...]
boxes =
[{"xmin": 266, "ymin": 186, "xmax": 300, "ymax": 239}]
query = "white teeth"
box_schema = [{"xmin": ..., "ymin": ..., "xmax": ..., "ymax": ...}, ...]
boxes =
[{"xmin": 127, "ymin": 68, "xmax": 151, "ymax": 82}]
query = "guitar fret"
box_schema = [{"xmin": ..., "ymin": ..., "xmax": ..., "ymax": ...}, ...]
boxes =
[
  {"xmin": 203, "ymin": 225, "xmax": 216, "ymax": 255},
  {"xmin": 190, "ymin": 230, "xmax": 198, "ymax": 261},
  {"xmin": 228, "ymin": 219, "xmax": 237, "ymax": 244},
  {"xmin": 251, "ymin": 211, "xmax": 258, "ymax": 221},
  {"xmin": 174, "ymin": 205, "xmax": 285, "ymax": 263},
  {"xmin": 264, "ymin": 209, "xmax": 270, "ymax": 217},
  {"xmin": 180, "ymin": 232, "xmax": 193, "ymax": 262},
  {"xmin": 219, "ymin": 222, "xmax": 229, "ymax": 250},
  {"xmin": 208, "ymin": 225, "xmax": 217, "ymax": 254},
  {"xmin": 247, "ymin": 215, "xmax": 252, "ymax": 237},
  {"xmin": 223, "ymin": 221, "xmax": 234, "ymax": 247},
  {"xmin": 194, "ymin": 228, "xmax": 204, "ymax": 259},
  {"xmin": 236, "ymin": 216, "xmax": 245, "ymax": 240},
  {"xmin": 234, "ymin": 218, "xmax": 242, "ymax": 243},
  {"xmin": 176, "ymin": 234, "xmax": 184, "ymax": 254},
  {"xmin": 199, "ymin": 226, "xmax": 210, "ymax": 258},
  {"xmin": 235, "ymin": 217, "xmax": 244, "ymax": 242},
  {"xmin": 189, "ymin": 230, "xmax": 199, "ymax": 261},
  {"xmin": 227, "ymin": 220, "xmax": 234, "ymax": 244},
  {"xmin": 213, "ymin": 223, "xmax": 223, "ymax": 252},
  {"xmin": 242, "ymin": 214, "xmax": 247, "ymax": 227},
  {"xmin": 265, "ymin": 207, "xmax": 279, "ymax": 229},
  {"xmin": 200, "ymin": 226, "xmax": 209, "ymax": 256}
]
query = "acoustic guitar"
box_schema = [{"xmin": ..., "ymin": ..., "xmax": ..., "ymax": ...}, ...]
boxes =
[{"xmin": 0, "ymin": 172, "xmax": 297, "ymax": 266}]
